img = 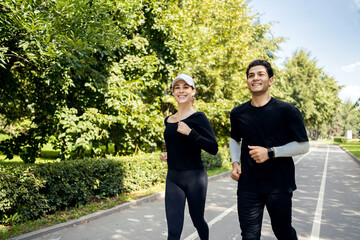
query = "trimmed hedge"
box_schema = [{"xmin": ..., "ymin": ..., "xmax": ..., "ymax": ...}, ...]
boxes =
[
  {"xmin": 35, "ymin": 159, "xmax": 126, "ymax": 211},
  {"xmin": 107, "ymin": 153, "xmax": 167, "ymax": 193},
  {"xmin": 0, "ymin": 159, "xmax": 126, "ymax": 224},
  {"xmin": 0, "ymin": 149, "xmax": 227, "ymax": 225},
  {"xmin": 0, "ymin": 166, "xmax": 48, "ymax": 225},
  {"xmin": 334, "ymin": 136, "xmax": 348, "ymax": 143}
]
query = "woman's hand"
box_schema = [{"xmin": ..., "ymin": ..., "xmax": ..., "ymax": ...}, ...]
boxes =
[
  {"xmin": 177, "ymin": 121, "xmax": 192, "ymax": 135},
  {"xmin": 160, "ymin": 152, "xmax": 168, "ymax": 162}
]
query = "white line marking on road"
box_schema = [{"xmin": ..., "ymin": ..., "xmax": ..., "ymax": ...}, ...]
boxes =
[
  {"xmin": 294, "ymin": 149, "xmax": 312, "ymax": 165},
  {"xmin": 310, "ymin": 145, "xmax": 329, "ymax": 240},
  {"xmin": 207, "ymin": 204, "xmax": 237, "ymax": 228},
  {"xmin": 127, "ymin": 218, "xmax": 140, "ymax": 222},
  {"xmin": 183, "ymin": 204, "xmax": 237, "ymax": 240}
]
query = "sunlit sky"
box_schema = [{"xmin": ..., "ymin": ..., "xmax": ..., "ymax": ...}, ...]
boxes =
[{"xmin": 249, "ymin": 0, "xmax": 360, "ymax": 103}]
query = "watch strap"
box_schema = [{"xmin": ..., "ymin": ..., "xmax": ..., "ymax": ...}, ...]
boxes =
[{"xmin": 267, "ymin": 147, "xmax": 274, "ymax": 159}]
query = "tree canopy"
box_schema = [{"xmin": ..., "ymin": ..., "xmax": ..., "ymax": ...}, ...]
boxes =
[
  {"xmin": 279, "ymin": 49, "xmax": 342, "ymax": 139},
  {"xmin": 0, "ymin": 0, "xmax": 348, "ymax": 163}
]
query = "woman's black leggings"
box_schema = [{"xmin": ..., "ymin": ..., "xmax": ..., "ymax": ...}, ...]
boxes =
[{"xmin": 165, "ymin": 168, "xmax": 209, "ymax": 240}]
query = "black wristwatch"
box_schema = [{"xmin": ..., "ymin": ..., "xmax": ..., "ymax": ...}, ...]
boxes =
[{"xmin": 267, "ymin": 147, "xmax": 274, "ymax": 159}]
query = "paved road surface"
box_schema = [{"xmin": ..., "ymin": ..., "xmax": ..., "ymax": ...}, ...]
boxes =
[{"xmin": 13, "ymin": 143, "xmax": 360, "ymax": 240}]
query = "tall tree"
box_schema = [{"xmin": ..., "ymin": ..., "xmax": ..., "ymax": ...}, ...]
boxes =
[
  {"xmin": 97, "ymin": 0, "xmax": 185, "ymax": 155},
  {"xmin": 161, "ymin": 0, "xmax": 284, "ymax": 145},
  {"xmin": 280, "ymin": 49, "xmax": 341, "ymax": 139},
  {"xmin": 0, "ymin": 0, "xmax": 287, "ymax": 161},
  {"xmin": 0, "ymin": 0, "xmax": 187, "ymax": 161},
  {"xmin": 329, "ymin": 99, "xmax": 360, "ymax": 138},
  {"xmin": 0, "ymin": 0, "xmax": 131, "ymax": 162}
]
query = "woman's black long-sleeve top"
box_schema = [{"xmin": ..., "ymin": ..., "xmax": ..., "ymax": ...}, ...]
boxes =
[{"xmin": 164, "ymin": 112, "xmax": 218, "ymax": 171}]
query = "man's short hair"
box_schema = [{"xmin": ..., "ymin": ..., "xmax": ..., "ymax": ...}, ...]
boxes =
[{"xmin": 246, "ymin": 59, "xmax": 274, "ymax": 79}]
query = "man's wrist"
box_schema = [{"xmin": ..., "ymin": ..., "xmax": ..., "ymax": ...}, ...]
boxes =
[
  {"xmin": 232, "ymin": 161, "xmax": 240, "ymax": 167},
  {"xmin": 267, "ymin": 147, "xmax": 274, "ymax": 159}
]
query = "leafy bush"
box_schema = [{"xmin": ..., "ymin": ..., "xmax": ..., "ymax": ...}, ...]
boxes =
[
  {"xmin": 108, "ymin": 152, "xmax": 167, "ymax": 193},
  {"xmin": 0, "ymin": 166, "xmax": 48, "ymax": 224},
  {"xmin": 0, "ymin": 159, "xmax": 125, "ymax": 225},
  {"xmin": 0, "ymin": 148, "xmax": 228, "ymax": 225},
  {"xmin": 202, "ymin": 147, "xmax": 228, "ymax": 170},
  {"xmin": 334, "ymin": 136, "xmax": 348, "ymax": 143},
  {"xmin": 34, "ymin": 159, "xmax": 126, "ymax": 212}
]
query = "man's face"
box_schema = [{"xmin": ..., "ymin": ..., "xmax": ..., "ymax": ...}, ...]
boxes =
[{"xmin": 246, "ymin": 65, "xmax": 273, "ymax": 95}]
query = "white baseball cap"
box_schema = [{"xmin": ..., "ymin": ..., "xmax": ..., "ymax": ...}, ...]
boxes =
[{"xmin": 172, "ymin": 74, "xmax": 195, "ymax": 88}]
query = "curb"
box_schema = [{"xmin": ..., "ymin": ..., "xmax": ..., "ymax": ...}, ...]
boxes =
[
  {"xmin": 10, "ymin": 170, "xmax": 231, "ymax": 240},
  {"xmin": 339, "ymin": 146, "xmax": 360, "ymax": 166}
]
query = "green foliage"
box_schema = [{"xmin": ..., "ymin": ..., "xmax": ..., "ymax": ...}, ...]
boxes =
[
  {"xmin": 336, "ymin": 141, "xmax": 360, "ymax": 158},
  {"xmin": 0, "ymin": 0, "xmax": 187, "ymax": 161},
  {"xmin": 179, "ymin": 0, "xmax": 283, "ymax": 103},
  {"xmin": 0, "ymin": 165, "xmax": 48, "ymax": 224},
  {"xmin": 0, "ymin": 134, "xmax": 9, "ymax": 141},
  {"xmin": 4, "ymin": 0, "xmax": 348, "ymax": 160},
  {"xmin": 279, "ymin": 49, "xmax": 341, "ymax": 139},
  {"xmin": 35, "ymin": 159, "xmax": 125, "ymax": 211},
  {"xmin": 202, "ymin": 147, "xmax": 229, "ymax": 170},
  {"xmin": 51, "ymin": 107, "xmax": 110, "ymax": 160},
  {"xmin": 1, "ymin": 0, "xmax": 313, "ymax": 161},
  {"xmin": 160, "ymin": 0, "xmax": 283, "ymax": 145},
  {"xmin": 0, "ymin": 0, "xmax": 124, "ymax": 162},
  {"xmin": 330, "ymin": 100, "xmax": 360, "ymax": 138},
  {"xmin": 0, "ymin": 159, "xmax": 125, "ymax": 225},
  {"xmin": 102, "ymin": 64, "xmax": 166, "ymax": 155},
  {"xmin": 333, "ymin": 137, "xmax": 348, "ymax": 143},
  {"xmin": 0, "ymin": 149, "xmax": 226, "ymax": 225},
  {"xmin": 108, "ymin": 153, "xmax": 167, "ymax": 192}
]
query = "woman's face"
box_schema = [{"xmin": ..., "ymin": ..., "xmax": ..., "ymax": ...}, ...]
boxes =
[{"xmin": 172, "ymin": 80, "xmax": 196, "ymax": 104}]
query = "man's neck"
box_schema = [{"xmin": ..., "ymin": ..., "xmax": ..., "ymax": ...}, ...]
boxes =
[{"xmin": 251, "ymin": 93, "xmax": 271, "ymax": 107}]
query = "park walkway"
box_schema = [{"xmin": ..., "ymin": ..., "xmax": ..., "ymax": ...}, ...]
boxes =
[{"xmin": 12, "ymin": 142, "xmax": 360, "ymax": 240}]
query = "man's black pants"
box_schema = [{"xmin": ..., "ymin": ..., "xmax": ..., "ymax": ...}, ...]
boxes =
[{"xmin": 237, "ymin": 190, "xmax": 298, "ymax": 240}]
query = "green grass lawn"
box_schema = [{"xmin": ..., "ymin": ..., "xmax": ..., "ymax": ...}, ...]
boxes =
[
  {"xmin": 317, "ymin": 139, "xmax": 360, "ymax": 158},
  {"xmin": 0, "ymin": 138, "xmax": 116, "ymax": 164},
  {"xmin": 336, "ymin": 141, "xmax": 360, "ymax": 158},
  {"xmin": 0, "ymin": 154, "xmax": 57, "ymax": 166},
  {"xmin": 0, "ymin": 138, "xmax": 60, "ymax": 165}
]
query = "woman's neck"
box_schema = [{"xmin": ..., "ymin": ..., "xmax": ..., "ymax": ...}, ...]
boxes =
[{"xmin": 176, "ymin": 104, "xmax": 196, "ymax": 118}]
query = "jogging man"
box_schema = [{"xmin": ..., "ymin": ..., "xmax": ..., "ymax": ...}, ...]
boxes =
[{"xmin": 230, "ymin": 59, "xmax": 309, "ymax": 240}]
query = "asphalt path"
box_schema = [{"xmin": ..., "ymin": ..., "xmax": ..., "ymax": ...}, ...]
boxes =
[{"xmin": 13, "ymin": 142, "xmax": 360, "ymax": 240}]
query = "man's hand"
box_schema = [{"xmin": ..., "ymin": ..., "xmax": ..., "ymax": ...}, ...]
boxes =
[
  {"xmin": 160, "ymin": 152, "xmax": 168, "ymax": 162},
  {"xmin": 248, "ymin": 146, "xmax": 269, "ymax": 163},
  {"xmin": 177, "ymin": 121, "xmax": 192, "ymax": 135},
  {"xmin": 231, "ymin": 162, "xmax": 241, "ymax": 181}
]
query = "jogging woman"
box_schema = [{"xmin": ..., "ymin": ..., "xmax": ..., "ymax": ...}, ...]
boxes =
[{"xmin": 160, "ymin": 74, "xmax": 218, "ymax": 240}]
